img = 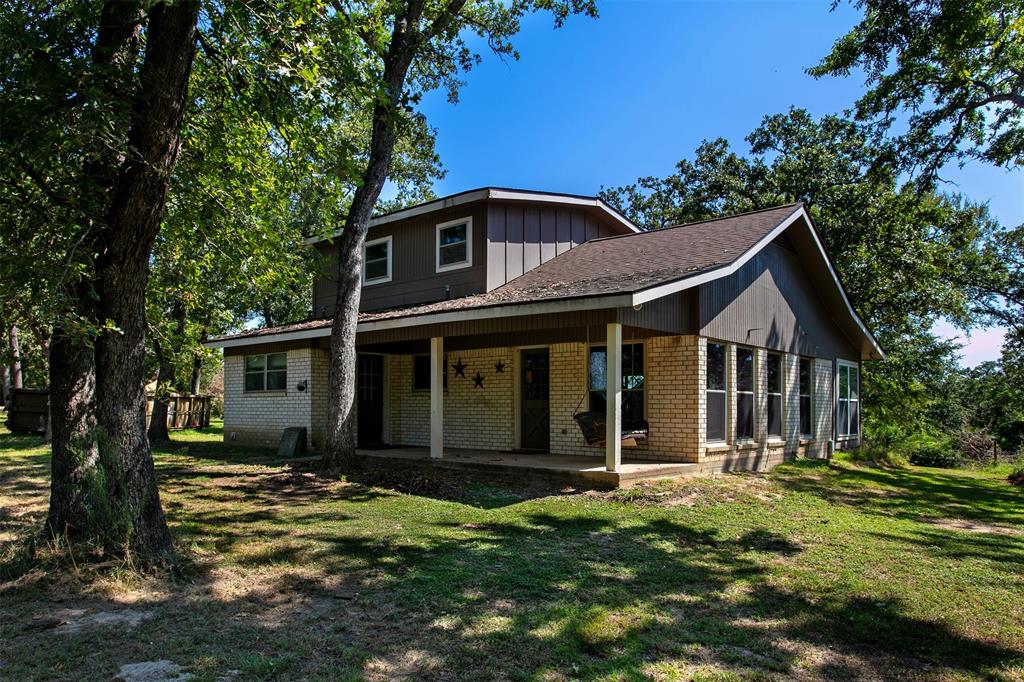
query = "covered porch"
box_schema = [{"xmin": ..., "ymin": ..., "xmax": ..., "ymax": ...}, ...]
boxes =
[{"xmin": 354, "ymin": 445, "xmax": 699, "ymax": 488}]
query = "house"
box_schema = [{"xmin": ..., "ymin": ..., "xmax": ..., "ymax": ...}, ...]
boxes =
[{"xmin": 204, "ymin": 188, "xmax": 881, "ymax": 482}]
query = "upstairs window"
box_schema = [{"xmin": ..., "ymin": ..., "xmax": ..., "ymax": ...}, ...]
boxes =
[
  {"xmin": 837, "ymin": 362, "xmax": 860, "ymax": 438},
  {"xmin": 735, "ymin": 347, "xmax": 755, "ymax": 440},
  {"xmin": 799, "ymin": 358, "xmax": 812, "ymax": 437},
  {"xmin": 363, "ymin": 235, "xmax": 392, "ymax": 285},
  {"xmin": 436, "ymin": 217, "xmax": 472, "ymax": 272},
  {"xmin": 589, "ymin": 343, "xmax": 645, "ymax": 428},
  {"xmin": 245, "ymin": 352, "xmax": 287, "ymax": 392},
  {"xmin": 706, "ymin": 342, "xmax": 727, "ymax": 442},
  {"xmin": 766, "ymin": 352, "xmax": 782, "ymax": 439}
]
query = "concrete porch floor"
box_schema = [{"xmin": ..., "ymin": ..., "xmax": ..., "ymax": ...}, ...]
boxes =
[{"xmin": 354, "ymin": 446, "xmax": 699, "ymax": 488}]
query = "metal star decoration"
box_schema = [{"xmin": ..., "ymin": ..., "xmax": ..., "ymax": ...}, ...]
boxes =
[
  {"xmin": 494, "ymin": 360, "xmax": 505, "ymax": 374},
  {"xmin": 472, "ymin": 371, "xmax": 485, "ymax": 388},
  {"xmin": 452, "ymin": 357, "xmax": 467, "ymax": 378}
]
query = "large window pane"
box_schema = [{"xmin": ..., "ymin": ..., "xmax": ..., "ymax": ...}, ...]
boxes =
[
  {"xmin": 707, "ymin": 343, "xmax": 726, "ymax": 390},
  {"xmin": 439, "ymin": 223, "xmax": 466, "ymax": 245},
  {"xmin": 589, "ymin": 344, "xmax": 644, "ymax": 427},
  {"xmin": 266, "ymin": 370, "xmax": 287, "ymax": 391},
  {"xmin": 736, "ymin": 393, "xmax": 754, "ymax": 440},
  {"xmin": 767, "ymin": 395, "xmax": 782, "ymax": 438},
  {"xmin": 707, "ymin": 392, "xmax": 726, "ymax": 441},
  {"xmin": 244, "ymin": 372, "xmax": 265, "ymax": 392},
  {"xmin": 766, "ymin": 353, "xmax": 781, "ymax": 394},
  {"xmin": 438, "ymin": 222, "xmax": 469, "ymax": 269},
  {"xmin": 799, "ymin": 395, "xmax": 812, "ymax": 436},
  {"xmin": 245, "ymin": 355, "xmax": 265, "ymax": 372},
  {"xmin": 439, "ymin": 242, "xmax": 467, "ymax": 266},
  {"xmin": 267, "ymin": 353, "xmax": 287, "ymax": 371},
  {"xmin": 838, "ymin": 401, "xmax": 849, "ymax": 437},
  {"xmin": 736, "ymin": 347, "xmax": 754, "ymax": 392}
]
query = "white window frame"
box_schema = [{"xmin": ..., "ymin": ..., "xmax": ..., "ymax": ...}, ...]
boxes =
[
  {"xmin": 705, "ymin": 341, "xmax": 728, "ymax": 444},
  {"xmin": 799, "ymin": 357, "xmax": 813, "ymax": 439},
  {"xmin": 363, "ymin": 234, "xmax": 393, "ymax": 285},
  {"xmin": 244, "ymin": 352, "xmax": 287, "ymax": 393},
  {"xmin": 766, "ymin": 352, "xmax": 783, "ymax": 441},
  {"xmin": 836, "ymin": 359, "xmax": 860, "ymax": 439},
  {"xmin": 735, "ymin": 345, "xmax": 756, "ymax": 442},
  {"xmin": 435, "ymin": 216, "xmax": 473, "ymax": 273}
]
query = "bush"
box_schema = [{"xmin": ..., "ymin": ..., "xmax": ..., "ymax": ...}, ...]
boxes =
[
  {"xmin": 1009, "ymin": 464, "xmax": 1024, "ymax": 487},
  {"xmin": 906, "ymin": 431, "xmax": 962, "ymax": 468}
]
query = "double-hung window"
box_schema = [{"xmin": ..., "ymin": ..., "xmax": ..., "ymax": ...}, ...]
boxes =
[
  {"xmin": 245, "ymin": 352, "xmax": 287, "ymax": 392},
  {"xmin": 837, "ymin": 361, "xmax": 860, "ymax": 438},
  {"xmin": 799, "ymin": 358, "xmax": 813, "ymax": 438},
  {"xmin": 706, "ymin": 342, "xmax": 727, "ymax": 442},
  {"xmin": 436, "ymin": 217, "xmax": 472, "ymax": 272},
  {"xmin": 589, "ymin": 343, "xmax": 645, "ymax": 428},
  {"xmin": 766, "ymin": 352, "xmax": 782, "ymax": 439},
  {"xmin": 363, "ymin": 235, "xmax": 392, "ymax": 285},
  {"xmin": 735, "ymin": 347, "xmax": 755, "ymax": 440}
]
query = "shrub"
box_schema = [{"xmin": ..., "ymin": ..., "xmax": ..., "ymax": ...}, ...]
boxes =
[
  {"xmin": 907, "ymin": 431, "xmax": 962, "ymax": 468},
  {"xmin": 1009, "ymin": 463, "xmax": 1024, "ymax": 487}
]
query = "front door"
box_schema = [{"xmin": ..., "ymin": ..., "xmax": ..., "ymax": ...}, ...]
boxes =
[
  {"xmin": 357, "ymin": 354, "xmax": 384, "ymax": 446},
  {"xmin": 520, "ymin": 349, "xmax": 550, "ymax": 451}
]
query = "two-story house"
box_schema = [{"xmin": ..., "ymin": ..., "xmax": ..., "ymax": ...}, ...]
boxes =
[{"xmin": 205, "ymin": 188, "xmax": 882, "ymax": 482}]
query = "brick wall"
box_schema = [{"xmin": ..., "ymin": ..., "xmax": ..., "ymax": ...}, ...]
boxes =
[
  {"xmin": 223, "ymin": 347, "xmax": 314, "ymax": 448},
  {"xmin": 388, "ymin": 347, "xmax": 515, "ymax": 451}
]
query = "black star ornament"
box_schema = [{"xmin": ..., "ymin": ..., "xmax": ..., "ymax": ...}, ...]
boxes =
[
  {"xmin": 452, "ymin": 357, "xmax": 468, "ymax": 378},
  {"xmin": 473, "ymin": 371, "xmax": 485, "ymax": 388},
  {"xmin": 494, "ymin": 360, "xmax": 505, "ymax": 373}
]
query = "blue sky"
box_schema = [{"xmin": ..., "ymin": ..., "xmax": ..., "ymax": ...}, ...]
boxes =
[{"xmin": 413, "ymin": 0, "xmax": 1023, "ymax": 366}]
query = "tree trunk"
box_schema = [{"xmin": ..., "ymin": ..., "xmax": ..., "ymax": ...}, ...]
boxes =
[
  {"xmin": 10, "ymin": 325, "xmax": 23, "ymax": 389},
  {"xmin": 46, "ymin": 327, "xmax": 100, "ymax": 541},
  {"xmin": 88, "ymin": 0, "xmax": 198, "ymax": 565},
  {"xmin": 1, "ymin": 363, "xmax": 9, "ymax": 409},
  {"xmin": 189, "ymin": 352, "xmax": 203, "ymax": 395},
  {"xmin": 147, "ymin": 338, "xmax": 174, "ymax": 443}
]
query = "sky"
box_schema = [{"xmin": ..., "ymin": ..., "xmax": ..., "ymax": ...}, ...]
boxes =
[{"xmin": 406, "ymin": 0, "xmax": 1023, "ymax": 367}]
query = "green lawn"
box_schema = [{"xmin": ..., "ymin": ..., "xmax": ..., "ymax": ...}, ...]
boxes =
[{"xmin": 1, "ymin": 422, "xmax": 1022, "ymax": 681}]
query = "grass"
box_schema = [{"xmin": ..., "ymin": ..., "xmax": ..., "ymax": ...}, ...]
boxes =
[{"xmin": 1, "ymin": 422, "xmax": 1022, "ymax": 681}]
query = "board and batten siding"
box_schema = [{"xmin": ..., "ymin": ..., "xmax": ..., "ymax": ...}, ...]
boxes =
[
  {"xmin": 313, "ymin": 202, "xmax": 490, "ymax": 314},
  {"xmin": 699, "ymin": 237, "xmax": 860, "ymax": 360},
  {"xmin": 485, "ymin": 201, "xmax": 621, "ymax": 290}
]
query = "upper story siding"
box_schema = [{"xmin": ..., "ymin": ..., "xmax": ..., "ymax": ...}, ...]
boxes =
[{"xmin": 313, "ymin": 196, "xmax": 631, "ymax": 314}]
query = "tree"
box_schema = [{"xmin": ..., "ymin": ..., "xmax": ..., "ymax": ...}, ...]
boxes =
[
  {"xmin": 810, "ymin": 0, "xmax": 1024, "ymax": 178},
  {"xmin": 320, "ymin": 0, "xmax": 597, "ymax": 467},
  {"xmin": 600, "ymin": 109, "xmax": 1001, "ymax": 440},
  {"xmin": 4, "ymin": 0, "xmax": 201, "ymax": 564}
]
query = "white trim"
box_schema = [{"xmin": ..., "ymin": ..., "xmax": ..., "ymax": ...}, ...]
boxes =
[
  {"xmin": 303, "ymin": 188, "xmax": 642, "ymax": 245},
  {"xmin": 605, "ymin": 322, "xmax": 622, "ymax": 473},
  {"xmin": 363, "ymin": 235, "xmax": 392, "ymax": 286},
  {"xmin": 430, "ymin": 337, "xmax": 444, "ymax": 459},
  {"xmin": 435, "ymin": 216, "xmax": 473, "ymax": 273},
  {"xmin": 835, "ymin": 359, "xmax": 861, "ymax": 440},
  {"xmin": 629, "ymin": 205, "xmax": 884, "ymax": 360},
  {"xmin": 204, "ymin": 326, "xmax": 331, "ymax": 349}
]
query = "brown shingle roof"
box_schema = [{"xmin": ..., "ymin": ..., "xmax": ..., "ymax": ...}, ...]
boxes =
[{"xmin": 209, "ymin": 202, "xmax": 803, "ymax": 341}]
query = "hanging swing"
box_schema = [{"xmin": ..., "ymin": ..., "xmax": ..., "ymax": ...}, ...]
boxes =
[{"xmin": 572, "ymin": 325, "xmax": 649, "ymax": 448}]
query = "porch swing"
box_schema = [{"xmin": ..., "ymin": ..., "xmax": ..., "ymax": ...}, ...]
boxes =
[{"xmin": 572, "ymin": 326, "xmax": 649, "ymax": 448}]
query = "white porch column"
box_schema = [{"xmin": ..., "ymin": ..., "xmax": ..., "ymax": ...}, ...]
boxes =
[
  {"xmin": 430, "ymin": 336, "xmax": 444, "ymax": 459},
  {"xmin": 605, "ymin": 322, "xmax": 622, "ymax": 473}
]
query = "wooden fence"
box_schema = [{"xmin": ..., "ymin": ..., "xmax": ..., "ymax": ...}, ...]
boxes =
[
  {"xmin": 4, "ymin": 390, "xmax": 212, "ymax": 435},
  {"xmin": 145, "ymin": 394, "xmax": 212, "ymax": 430}
]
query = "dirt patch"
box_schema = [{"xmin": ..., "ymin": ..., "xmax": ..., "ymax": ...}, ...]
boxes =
[
  {"xmin": 601, "ymin": 474, "xmax": 783, "ymax": 508},
  {"xmin": 25, "ymin": 607, "xmax": 157, "ymax": 635},
  {"xmin": 923, "ymin": 517, "xmax": 1024, "ymax": 536},
  {"xmin": 116, "ymin": 660, "xmax": 192, "ymax": 681}
]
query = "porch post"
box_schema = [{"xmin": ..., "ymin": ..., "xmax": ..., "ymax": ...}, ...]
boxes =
[
  {"xmin": 430, "ymin": 336, "xmax": 444, "ymax": 459},
  {"xmin": 606, "ymin": 322, "xmax": 622, "ymax": 473}
]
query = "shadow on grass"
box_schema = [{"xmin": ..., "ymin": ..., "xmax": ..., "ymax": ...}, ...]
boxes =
[{"xmin": 775, "ymin": 459, "xmax": 1024, "ymax": 526}]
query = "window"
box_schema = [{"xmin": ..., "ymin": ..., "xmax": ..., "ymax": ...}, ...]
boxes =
[
  {"xmin": 766, "ymin": 352, "xmax": 782, "ymax": 439},
  {"xmin": 837, "ymin": 362, "xmax": 860, "ymax": 437},
  {"xmin": 589, "ymin": 343, "xmax": 645, "ymax": 428},
  {"xmin": 799, "ymin": 358, "xmax": 813, "ymax": 437},
  {"xmin": 735, "ymin": 347, "xmax": 755, "ymax": 440},
  {"xmin": 436, "ymin": 217, "xmax": 472, "ymax": 272},
  {"xmin": 245, "ymin": 352, "xmax": 287, "ymax": 392},
  {"xmin": 363, "ymin": 235, "xmax": 392, "ymax": 284},
  {"xmin": 412, "ymin": 355, "xmax": 447, "ymax": 391},
  {"xmin": 706, "ymin": 342, "xmax": 727, "ymax": 442}
]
